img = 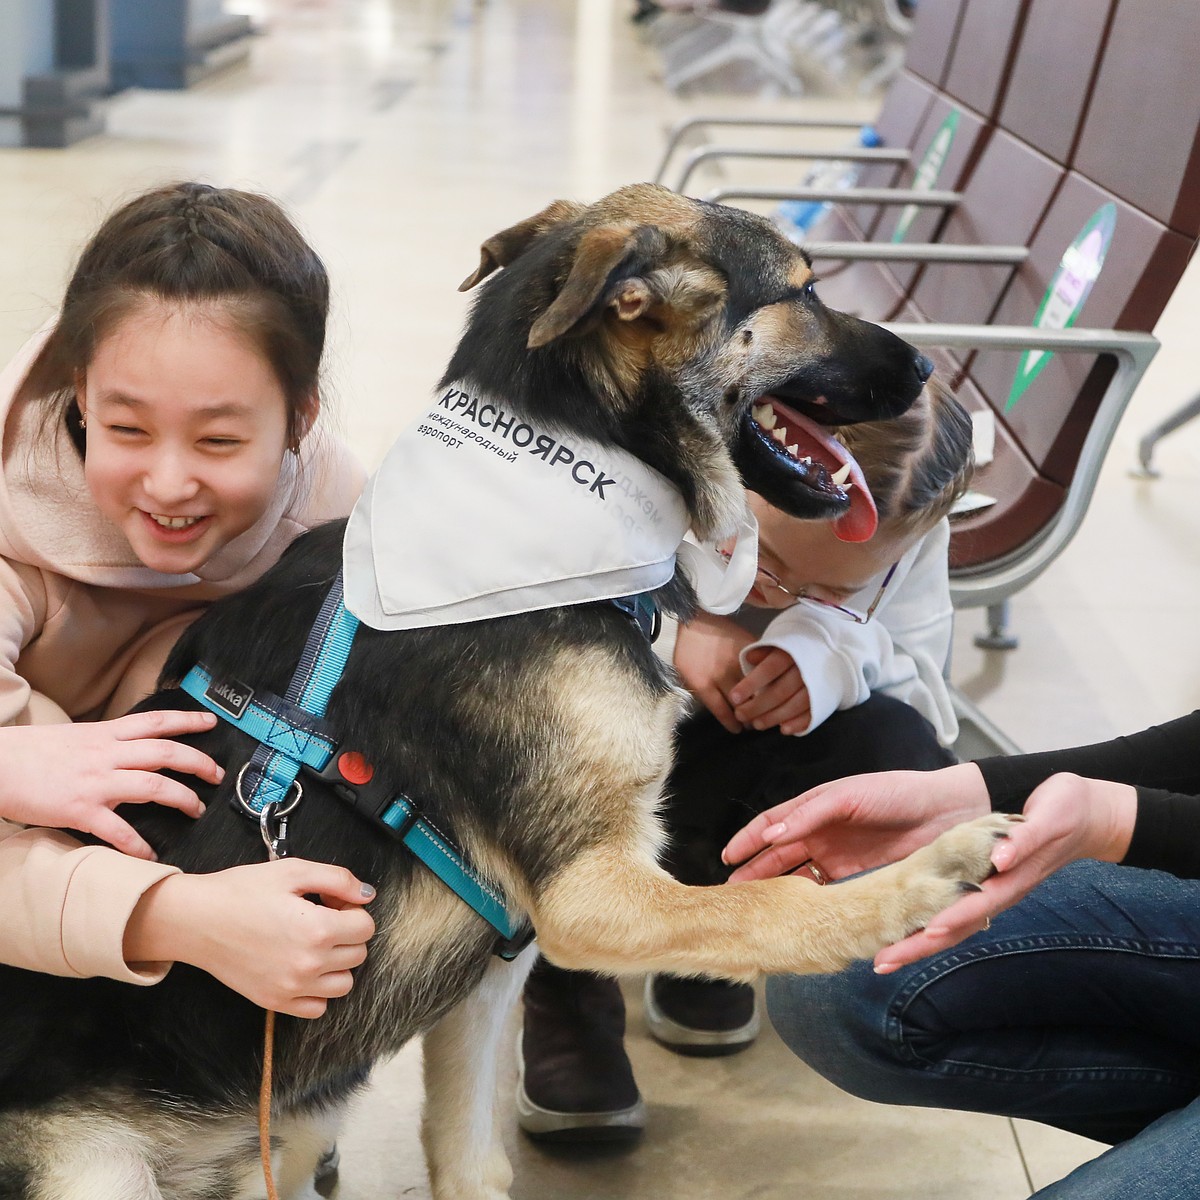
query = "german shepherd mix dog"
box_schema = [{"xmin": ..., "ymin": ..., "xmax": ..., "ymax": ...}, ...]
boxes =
[{"xmin": 0, "ymin": 185, "xmax": 1013, "ymax": 1200}]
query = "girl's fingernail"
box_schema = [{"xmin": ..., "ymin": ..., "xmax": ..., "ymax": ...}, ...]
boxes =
[
  {"xmin": 360, "ymin": 883, "xmax": 376, "ymax": 899},
  {"xmin": 765, "ymin": 822, "xmax": 787, "ymax": 841},
  {"xmin": 925, "ymin": 925, "xmax": 949, "ymax": 938},
  {"xmin": 874, "ymin": 962, "xmax": 899, "ymax": 975},
  {"xmin": 196, "ymin": 801, "xmax": 206, "ymax": 816}
]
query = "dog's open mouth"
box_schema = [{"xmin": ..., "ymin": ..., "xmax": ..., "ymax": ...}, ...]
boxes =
[{"xmin": 744, "ymin": 396, "xmax": 879, "ymax": 542}]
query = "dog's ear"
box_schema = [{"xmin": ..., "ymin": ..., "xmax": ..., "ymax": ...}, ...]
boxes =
[
  {"xmin": 459, "ymin": 200, "xmax": 586, "ymax": 291},
  {"xmin": 528, "ymin": 223, "xmax": 667, "ymax": 350}
]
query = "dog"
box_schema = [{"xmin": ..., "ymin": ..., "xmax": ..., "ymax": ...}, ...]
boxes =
[{"xmin": 0, "ymin": 184, "xmax": 1013, "ymax": 1200}]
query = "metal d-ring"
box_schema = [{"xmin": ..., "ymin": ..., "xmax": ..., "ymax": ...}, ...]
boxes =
[{"xmin": 234, "ymin": 761, "xmax": 304, "ymax": 820}]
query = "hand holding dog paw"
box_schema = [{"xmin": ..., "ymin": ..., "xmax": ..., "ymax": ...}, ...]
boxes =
[
  {"xmin": 873, "ymin": 773, "xmax": 1137, "ymax": 974},
  {"xmin": 0, "ymin": 712, "xmax": 224, "ymax": 860},
  {"xmin": 125, "ymin": 859, "xmax": 377, "ymax": 1017}
]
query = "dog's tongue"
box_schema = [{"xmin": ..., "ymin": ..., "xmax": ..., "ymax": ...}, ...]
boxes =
[
  {"xmin": 769, "ymin": 403, "xmax": 879, "ymax": 542},
  {"xmin": 833, "ymin": 464, "xmax": 878, "ymax": 543}
]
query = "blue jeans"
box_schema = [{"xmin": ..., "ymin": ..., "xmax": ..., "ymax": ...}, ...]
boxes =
[{"xmin": 766, "ymin": 860, "xmax": 1200, "ymax": 1198}]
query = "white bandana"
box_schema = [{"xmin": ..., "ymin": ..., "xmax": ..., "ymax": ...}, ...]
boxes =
[{"xmin": 342, "ymin": 384, "xmax": 758, "ymax": 631}]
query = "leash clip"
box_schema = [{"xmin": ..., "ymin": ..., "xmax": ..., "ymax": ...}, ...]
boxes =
[{"xmin": 260, "ymin": 800, "xmax": 293, "ymax": 862}]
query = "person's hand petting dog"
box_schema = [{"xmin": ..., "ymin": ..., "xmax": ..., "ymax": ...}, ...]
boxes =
[
  {"xmin": 724, "ymin": 762, "xmax": 991, "ymax": 882},
  {"xmin": 0, "ymin": 711, "xmax": 224, "ymax": 860},
  {"xmin": 673, "ymin": 611, "xmax": 811, "ymax": 734},
  {"xmin": 722, "ymin": 762, "xmax": 1137, "ymax": 973},
  {"xmin": 124, "ymin": 860, "xmax": 377, "ymax": 1018}
]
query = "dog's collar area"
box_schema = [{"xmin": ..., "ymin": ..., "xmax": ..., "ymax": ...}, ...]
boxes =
[{"xmin": 607, "ymin": 591, "xmax": 661, "ymax": 641}]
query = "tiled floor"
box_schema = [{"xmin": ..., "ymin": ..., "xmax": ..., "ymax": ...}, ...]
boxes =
[{"xmin": 7, "ymin": 0, "xmax": 1200, "ymax": 1195}]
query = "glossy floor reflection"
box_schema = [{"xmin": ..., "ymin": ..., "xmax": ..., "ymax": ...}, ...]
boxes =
[{"xmin": 5, "ymin": 0, "xmax": 1196, "ymax": 1194}]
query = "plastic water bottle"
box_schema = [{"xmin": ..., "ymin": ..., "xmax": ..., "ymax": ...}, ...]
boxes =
[{"xmin": 774, "ymin": 125, "xmax": 882, "ymax": 244}]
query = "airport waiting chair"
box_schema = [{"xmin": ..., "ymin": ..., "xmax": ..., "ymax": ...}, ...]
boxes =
[{"xmin": 653, "ymin": 0, "xmax": 1200, "ymax": 754}]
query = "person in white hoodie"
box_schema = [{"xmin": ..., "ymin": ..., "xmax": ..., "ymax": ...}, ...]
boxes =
[
  {"xmin": 0, "ymin": 182, "xmax": 376, "ymax": 1021},
  {"xmin": 517, "ymin": 379, "xmax": 975, "ymax": 1142}
]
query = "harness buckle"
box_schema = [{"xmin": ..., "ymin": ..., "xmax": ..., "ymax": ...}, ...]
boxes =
[{"xmin": 302, "ymin": 753, "xmax": 397, "ymax": 829}]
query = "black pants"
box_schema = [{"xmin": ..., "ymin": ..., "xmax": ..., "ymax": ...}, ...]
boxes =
[{"xmin": 660, "ymin": 693, "xmax": 955, "ymax": 886}]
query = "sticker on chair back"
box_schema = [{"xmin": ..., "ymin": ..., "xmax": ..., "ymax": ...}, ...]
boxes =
[
  {"xmin": 204, "ymin": 677, "xmax": 254, "ymax": 720},
  {"xmin": 1006, "ymin": 203, "xmax": 1117, "ymax": 412},
  {"xmin": 891, "ymin": 108, "xmax": 959, "ymax": 244}
]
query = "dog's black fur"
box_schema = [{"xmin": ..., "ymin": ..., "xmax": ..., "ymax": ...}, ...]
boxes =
[{"xmin": 0, "ymin": 186, "xmax": 997, "ymax": 1200}]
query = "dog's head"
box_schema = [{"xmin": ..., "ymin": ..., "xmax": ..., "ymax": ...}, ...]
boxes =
[{"xmin": 450, "ymin": 183, "xmax": 934, "ymax": 543}]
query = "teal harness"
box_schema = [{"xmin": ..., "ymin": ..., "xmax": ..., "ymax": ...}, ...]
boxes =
[{"xmin": 180, "ymin": 573, "xmax": 659, "ymax": 960}]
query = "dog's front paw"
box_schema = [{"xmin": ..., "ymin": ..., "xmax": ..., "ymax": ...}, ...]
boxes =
[{"xmin": 890, "ymin": 812, "xmax": 1022, "ymax": 933}]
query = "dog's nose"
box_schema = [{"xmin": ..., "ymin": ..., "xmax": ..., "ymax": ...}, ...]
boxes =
[{"xmin": 915, "ymin": 354, "xmax": 935, "ymax": 384}]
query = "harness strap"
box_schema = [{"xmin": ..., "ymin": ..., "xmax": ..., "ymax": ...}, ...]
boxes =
[
  {"xmin": 378, "ymin": 795, "xmax": 517, "ymax": 951},
  {"xmin": 240, "ymin": 575, "xmax": 359, "ymax": 814},
  {"xmin": 180, "ymin": 666, "xmax": 337, "ymax": 772}
]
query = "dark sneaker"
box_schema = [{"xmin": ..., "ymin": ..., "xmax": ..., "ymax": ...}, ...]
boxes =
[
  {"xmin": 313, "ymin": 1144, "xmax": 340, "ymax": 1197},
  {"xmin": 644, "ymin": 974, "xmax": 759, "ymax": 1056},
  {"xmin": 516, "ymin": 960, "xmax": 646, "ymax": 1143}
]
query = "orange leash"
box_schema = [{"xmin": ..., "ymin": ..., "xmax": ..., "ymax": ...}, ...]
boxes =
[{"xmin": 259, "ymin": 1008, "xmax": 280, "ymax": 1200}]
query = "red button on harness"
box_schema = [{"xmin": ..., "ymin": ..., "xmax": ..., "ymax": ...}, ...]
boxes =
[{"xmin": 337, "ymin": 751, "xmax": 374, "ymax": 785}]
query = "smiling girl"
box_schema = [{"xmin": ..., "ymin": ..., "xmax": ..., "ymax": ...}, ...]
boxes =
[{"xmin": 0, "ymin": 183, "xmax": 374, "ymax": 1018}]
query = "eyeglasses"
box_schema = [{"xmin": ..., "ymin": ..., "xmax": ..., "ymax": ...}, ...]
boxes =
[{"xmin": 752, "ymin": 559, "xmax": 899, "ymax": 624}]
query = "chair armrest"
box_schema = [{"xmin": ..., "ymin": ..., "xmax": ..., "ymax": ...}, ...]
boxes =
[
  {"xmin": 806, "ymin": 242, "xmax": 1028, "ymax": 265},
  {"xmin": 881, "ymin": 323, "xmax": 1161, "ymax": 608},
  {"xmin": 653, "ymin": 115, "xmax": 868, "ymax": 185},
  {"xmin": 670, "ymin": 145, "xmax": 909, "ymax": 193},
  {"xmin": 706, "ymin": 185, "xmax": 961, "ymax": 209}
]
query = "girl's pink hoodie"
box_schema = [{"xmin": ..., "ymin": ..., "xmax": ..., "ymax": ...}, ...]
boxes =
[{"xmin": 0, "ymin": 329, "xmax": 365, "ymax": 982}]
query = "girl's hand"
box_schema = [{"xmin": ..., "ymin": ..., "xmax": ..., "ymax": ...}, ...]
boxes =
[
  {"xmin": 673, "ymin": 611, "xmax": 756, "ymax": 733},
  {"xmin": 874, "ymin": 772, "xmax": 1137, "ymax": 973},
  {"xmin": 0, "ymin": 711, "xmax": 224, "ymax": 859},
  {"xmin": 124, "ymin": 859, "xmax": 377, "ymax": 1018},
  {"xmin": 729, "ymin": 646, "xmax": 811, "ymax": 734},
  {"xmin": 723, "ymin": 762, "xmax": 991, "ymax": 882}
]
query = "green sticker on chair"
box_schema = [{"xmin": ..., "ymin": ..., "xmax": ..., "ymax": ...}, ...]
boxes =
[
  {"xmin": 1006, "ymin": 203, "xmax": 1117, "ymax": 412},
  {"xmin": 892, "ymin": 108, "xmax": 959, "ymax": 244}
]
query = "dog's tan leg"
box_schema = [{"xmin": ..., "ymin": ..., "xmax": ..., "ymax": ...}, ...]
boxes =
[
  {"xmin": 532, "ymin": 811, "xmax": 1019, "ymax": 979},
  {"xmin": 420, "ymin": 945, "xmax": 537, "ymax": 1200}
]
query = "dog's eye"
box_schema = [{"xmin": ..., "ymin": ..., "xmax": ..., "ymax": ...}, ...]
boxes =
[{"xmin": 779, "ymin": 282, "xmax": 819, "ymax": 305}]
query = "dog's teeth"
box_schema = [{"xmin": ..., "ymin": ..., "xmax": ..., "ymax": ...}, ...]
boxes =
[
  {"xmin": 801, "ymin": 455, "xmax": 812, "ymax": 465},
  {"xmin": 841, "ymin": 482, "xmax": 853, "ymax": 492},
  {"xmin": 786, "ymin": 444, "xmax": 799, "ymax": 457},
  {"xmin": 753, "ymin": 404, "xmax": 777, "ymax": 429},
  {"xmin": 772, "ymin": 427, "xmax": 788, "ymax": 445},
  {"xmin": 830, "ymin": 462, "xmax": 852, "ymax": 486}
]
